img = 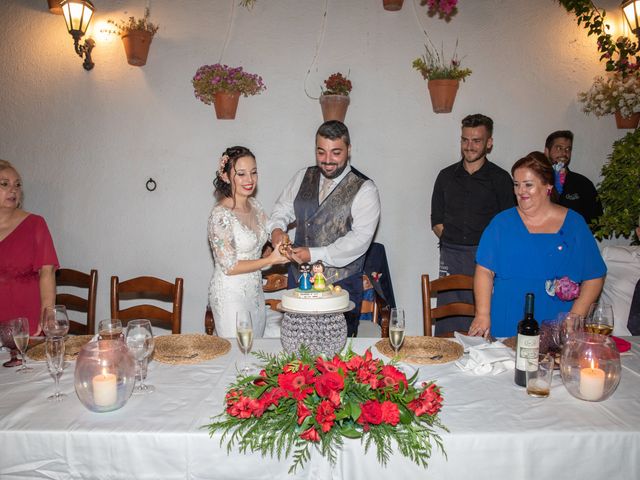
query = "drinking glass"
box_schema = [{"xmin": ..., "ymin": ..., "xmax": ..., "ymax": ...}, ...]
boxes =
[
  {"xmin": 555, "ymin": 312, "xmax": 584, "ymax": 347},
  {"xmin": 526, "ymin": 354, "xmax": 554, "ymax": 398},
  {"xmin": 45, "ymin": 336, "xmax": 67, "ymax": 402},
  {"xmin": 389, "ymin": 307, "xmax": 406, "ymax": 356},
  {"xmin": 98, "ymin": 319, "xmax": 123, "ymax": 341},
  {"xmin": 10, "ymin": 317, "xmax": 33, "ymax": 373},
  {"xmin": 585, "ymin": 303, "xmax": 614, "ymax": 336},
  {"xmin": 0, "ymin": 323, "xmax": 22, "ymax": 367},
  {"xmin": 41, "ymin": 305, "xmax": 70, "ymax": 338},
  {"xmin": 236, "ymin": 311, "xmax": 254, "ymax": 374},
  {"xmin": 125, "ymin": 320, "xmax": 155, "ymax": 395}
]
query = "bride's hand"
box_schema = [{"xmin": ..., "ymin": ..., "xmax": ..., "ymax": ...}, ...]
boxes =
[{"xmin": 268, "ymin": 242, "xmax": 290, "ymax": 265}]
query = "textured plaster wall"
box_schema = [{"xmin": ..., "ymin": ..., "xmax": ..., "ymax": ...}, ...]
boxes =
[{"xmin": 0, "ymin": 0, "xmax": 628, "ymax": 334}]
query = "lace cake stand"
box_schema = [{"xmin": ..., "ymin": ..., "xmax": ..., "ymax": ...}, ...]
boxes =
[{"xmin": 278, "ymin": 302, "xmax": 355, "ymax": 357}]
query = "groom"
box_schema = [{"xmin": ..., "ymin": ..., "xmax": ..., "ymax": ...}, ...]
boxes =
[{"xmin": 269, "ymin": 121, "xmax": 381, "ymax": 337}]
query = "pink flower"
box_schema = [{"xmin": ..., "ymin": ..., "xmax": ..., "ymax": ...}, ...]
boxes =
[{"xmin": 555, "ymin": 276, "xmax": 580, "ymax": 301}]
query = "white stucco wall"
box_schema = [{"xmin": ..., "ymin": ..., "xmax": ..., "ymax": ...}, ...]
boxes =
[{"xmin": 0, "ymin": 0, "xmax": 629, "ymax": 334}]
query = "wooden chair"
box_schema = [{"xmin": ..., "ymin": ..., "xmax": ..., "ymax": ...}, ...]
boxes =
[
  {"xmin": 56, "ymin": 268, "xmax": 98, "ymax": 335},
  {"xmin": 422, "ymin": 274, "xmax": 474, "ymax": 337},
  {"xmin": 111, "ymin": 275, "xmax": 184, "ymax": 334}
]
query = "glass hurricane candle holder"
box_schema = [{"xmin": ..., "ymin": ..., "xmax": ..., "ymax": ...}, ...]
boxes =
[
  {"xmin": 74, "ymin": 339, "xmax": 136, "ymax": 412},
  {"xmin": 560, "ymin": 332, "xmax": 621, "ymax": 402}
]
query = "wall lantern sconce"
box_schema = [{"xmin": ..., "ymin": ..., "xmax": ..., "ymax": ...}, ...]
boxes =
[
  {"xmin": 622, "ymin": 0, "xmax": 640, "ymax": 39},
  {"xmin": 61, "ymin": 0, "xmax": 96, "ymax": 70}
]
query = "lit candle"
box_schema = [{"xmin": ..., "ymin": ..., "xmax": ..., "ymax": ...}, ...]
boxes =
[
  {"xmin": 579, "ymin": 359, "xmax": 605, "ymax": 401},
  {"xmin": 92, "ymin": 372, "xmax": 117, "ymax": 407}
]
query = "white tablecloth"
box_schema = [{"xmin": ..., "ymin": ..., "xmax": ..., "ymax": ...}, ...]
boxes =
[{"xmin": 1, "ymin": 337, "xmax": 639, "ymax": 480}]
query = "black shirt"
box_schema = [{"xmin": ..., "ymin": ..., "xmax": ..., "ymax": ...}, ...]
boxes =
[
  {"xmin": 559, "ymin": 169, "xmax": 602, "ymax": 229},
  {"xmin": 431, "ymin": 159, "xmax": 515, "ymax": 246}
]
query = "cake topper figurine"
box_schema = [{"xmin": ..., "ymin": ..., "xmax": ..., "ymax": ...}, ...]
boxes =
[
  {"xmin": 298, "ymin": 263, "xmax": 312, "ymax": 290},
  {"xmin": 311, "ymin": 261, "xmax": 327, "ymax": 291}
]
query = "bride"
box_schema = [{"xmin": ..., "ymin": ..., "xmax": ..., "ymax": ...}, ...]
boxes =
[{"xmin": 208, "ymin": 146, "xmax": 288, "ymax": 338}]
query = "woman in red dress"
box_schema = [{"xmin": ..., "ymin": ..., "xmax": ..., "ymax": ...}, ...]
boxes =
[{"xmin": 0, "ymin": 160, "xmax": 59, "ymax": 335}]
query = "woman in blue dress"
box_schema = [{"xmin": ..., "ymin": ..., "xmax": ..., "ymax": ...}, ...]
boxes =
[{"xmin": 469, "ymin": 152, "xmax": 606, "ymax": 338}]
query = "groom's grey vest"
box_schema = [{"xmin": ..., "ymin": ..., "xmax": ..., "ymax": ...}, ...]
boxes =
[{"xmin": 293, "ymin": 166, "xmax": 368, "ymax": 283}]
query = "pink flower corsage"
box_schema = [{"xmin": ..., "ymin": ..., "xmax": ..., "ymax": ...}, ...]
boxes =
[{"xmin": 545, "ymin": 276, "xmax": 580, "ymax": 301}]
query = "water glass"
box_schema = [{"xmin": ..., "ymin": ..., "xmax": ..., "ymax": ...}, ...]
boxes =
[
  {"xmin": 389, "ymin": 308, "xmax": 406, "ymax": 356},
  {"xmin": 41, "ymin": 305, "xmax": 70, "ymax": 338},
  {"xmin": 526, "ymin": 354, "xmax": 554, "ymax": 398}
]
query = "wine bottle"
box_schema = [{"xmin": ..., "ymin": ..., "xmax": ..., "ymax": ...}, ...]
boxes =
[{"xmin": 514, "ymin": 293, "xmax": 539, "ymax": 387}]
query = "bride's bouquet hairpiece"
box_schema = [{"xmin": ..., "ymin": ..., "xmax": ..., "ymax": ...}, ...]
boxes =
[{"xmin": 218, "ymin": 154, "xmax": 230, "ymax": 178}]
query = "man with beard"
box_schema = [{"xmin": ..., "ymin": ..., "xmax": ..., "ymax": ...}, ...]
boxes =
[
  {"xmin": 430, "ymin": 114, "xmax": 514, "ymax": 335},
  {"xmin": 269, "ymin": 121, "xmax": 380, "ymax": 336},
  {"xmin": 544, "ymin": 130, "xmax": 602, "ymax": 229}
]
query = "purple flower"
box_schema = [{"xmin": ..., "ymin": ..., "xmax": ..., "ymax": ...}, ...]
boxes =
[{"xmin": 546, "ymin": 276, "xmax": 580, "ymax": 302}]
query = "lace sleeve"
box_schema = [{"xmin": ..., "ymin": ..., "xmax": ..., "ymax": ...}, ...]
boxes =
[{"xmin": 208, "ymin": 207, "xmax": 238, "ymax": 274}]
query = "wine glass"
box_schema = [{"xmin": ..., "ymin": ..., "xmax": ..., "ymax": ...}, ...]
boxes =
[
  {"xmin": 555, "ymin": 312, "xmax": 584, "ymax": 347},
  {"xmin": 236, "ymin": 311, "xmax": 254, "ymax": 374},
  {"xmin": 98, "ymin": 319, "xmax": 123, "ymax": 341},
  {"xmin": 0, "ymin": 323, "xmax": 22, "ymax": 367},
  {"xmin": 41, "ymin": 305, "xmax": 70, "ymax": 338},
  {"xmin": 586, "ymin": 302, "xmax": 614, "ymax": 336},
  {"xmin": 45, "ymin": 336, "xmax": 67, "ymax": 402},
  {"xmin": 10, "ymin": 317, "xmax": 33, "ymax": 373},
  {"xmin": 125, "ymin": 320, "xmax": 155, "ymax": 395},
  {"xmin": 389, "ymin": 307, "xmax": 406, "ymax": 356}
]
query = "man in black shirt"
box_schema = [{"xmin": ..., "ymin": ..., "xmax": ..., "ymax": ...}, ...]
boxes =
[
  {"xmin": 431, "ymin": 114, "xmax": 515, "ymax": 335},
  {"xmin": 544, "ymin": 130, "xmax": 602, "ymax": 229}
]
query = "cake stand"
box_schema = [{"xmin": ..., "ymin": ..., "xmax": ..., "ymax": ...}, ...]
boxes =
[{"xmin": 277, "ymin": 301, "xmax": 355, "ymax": 357}]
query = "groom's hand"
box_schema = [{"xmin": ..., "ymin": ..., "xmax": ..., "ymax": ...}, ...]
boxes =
[
  {"xmin": 290, "ymin": 247, "xmax": 310, "ymax": 264},
  {"xmin": 271, "ymin": 228, "xmax": 286, "ymax": 247}
]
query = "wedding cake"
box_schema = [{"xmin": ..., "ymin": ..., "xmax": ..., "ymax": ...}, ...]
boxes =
[{"xmin": 280, "ymin": 287, "xmax": 350, "ymax": 313}]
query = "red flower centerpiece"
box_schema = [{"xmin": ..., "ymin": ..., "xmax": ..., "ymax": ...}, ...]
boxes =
[{"xmin": 207, "ymin": 346, "xmax": 447, "ymax": 473}]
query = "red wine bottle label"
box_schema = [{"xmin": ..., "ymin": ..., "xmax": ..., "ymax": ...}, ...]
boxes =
[{"xmin": 515, "ymin": 334, "xmax": 540, "ymax": 371}]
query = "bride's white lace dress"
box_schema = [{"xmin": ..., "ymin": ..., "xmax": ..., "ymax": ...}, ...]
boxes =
[{"xmin": 208, "ymin": 197, "xmax": 268, "ymax": 338}]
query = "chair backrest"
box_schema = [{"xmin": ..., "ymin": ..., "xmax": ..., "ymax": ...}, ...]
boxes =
[
  {"xmin": 422, "ymin": 274, "xmax": 475, "ymax": 336},
  {"xmin": 56, "ymin": 268, "xmax": 98, "ymax": 335},
  {"xmin": 111, "ymin": 275, "xmax": 183, "ymax": 334}
]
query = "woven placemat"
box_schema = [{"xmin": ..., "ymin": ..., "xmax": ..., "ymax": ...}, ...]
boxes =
[
  {"xmin": 153, "ymin": 334, "xmax": 231, "ymax": 365},
  {"xmin": 503, "ymin": 336, "xmax": 516, "ymax": 350},
  {"xmin": 27, "ymin": 335, "xmax": 94, "ymax": 361},
  {"xmin": 375, "ymin": 336, "xmax": 463, "ymax": 365}
]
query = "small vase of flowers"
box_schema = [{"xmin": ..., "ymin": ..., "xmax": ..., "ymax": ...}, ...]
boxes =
[
  {"xmin": 107, "ymin": 7, "xmax": 159, "ymax": 67},
  {"xmin": 578, "ymin": 72, "xmax": 640, "ymax": 129},
  {"xmin": 192, "ymin": 64, "xmax": 266, "ymax": 120},
  {"xmin": 412, "ymin": 40, "xmax": 471, "ymax": 113},
  {"xmin": 319, "ymin": 72, "xmax": 352, "ymax": 123}
]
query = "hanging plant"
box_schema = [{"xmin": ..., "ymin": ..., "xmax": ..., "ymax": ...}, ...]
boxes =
[
  {"xmin": 421, "ymin": 0, "xmax": 458, "ymax": 20},
  {"xmin": 106, "ymin": 7, "xmax": 159, "ymax": 66},
  {"xmin": 319, "ymin": 72, "xmax": 352, "ymax": 122}
]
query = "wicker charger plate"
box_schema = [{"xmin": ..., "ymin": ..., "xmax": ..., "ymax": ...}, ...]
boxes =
[
  {"xmin": 27, "ymin": 335, "xmax": 94, "ymax": 361},
  {"xmin": 375, "ymin": 336, "xmax": 463, "ymax": 365},
  {"xmin": 153, "ymin": 334, "xmax": 231, "ymax": 365}
]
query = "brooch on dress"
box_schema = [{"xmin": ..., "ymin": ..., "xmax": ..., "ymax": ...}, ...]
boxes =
[{"xmin": 545, "ymin": 276, "xmax": 580, "ymax": 301}]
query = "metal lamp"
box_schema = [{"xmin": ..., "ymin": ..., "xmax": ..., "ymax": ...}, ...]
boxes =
[
  {"xmin": 622, "ymin": 0, "xmax": 640, "ymax": 39},
  {"xmin": 60, "ymin": 0, "xmax": 95, "ymax": 70}
]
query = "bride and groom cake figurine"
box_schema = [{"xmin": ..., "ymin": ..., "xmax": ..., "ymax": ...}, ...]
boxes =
[{"xmin": 297, "ymin": 261, "xmax": 329, "ymax": 292}]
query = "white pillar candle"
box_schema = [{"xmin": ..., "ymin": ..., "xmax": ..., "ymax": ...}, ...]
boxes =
[
  {"xmin": 579, "ymin": 361, "xmax": 605, "ymax": 401},
  {"xmin": 92, "ymin": 373, "xmax": 117, "ymax": 407}
]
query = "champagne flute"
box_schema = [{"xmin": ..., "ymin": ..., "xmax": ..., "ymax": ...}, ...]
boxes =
[
  {"xmin": 45, "ymin": 336, "xmax": 67, "ymax": 402},
  {"xmin": 10, "ymin": 317, "xmax": 33, "ymax": 373},
  {"xmin": 236, "ymin": 311, "xmax": 254, "ymax": 374},
  {"xmin": 125, "ymin": 320, "xmax": 155, "ymax": 395},
  {"xmin": 585, "ymin": 302, "xmax": 614, "ymax": 336},
  {"xmin": 389, "ymin": 307, "xmax": 406, "ymax": 356},
  {"xmin": 41, "ymin": 305, "xmax": 70, "ymax": 338}
]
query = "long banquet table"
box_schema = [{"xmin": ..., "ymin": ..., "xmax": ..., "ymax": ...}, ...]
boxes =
[{"xmin": 1, "ymin": 336, "xmax": 639, "ymax": 479}]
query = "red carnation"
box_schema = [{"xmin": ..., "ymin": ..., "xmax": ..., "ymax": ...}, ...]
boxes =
[
  {"xmin": 408, "ymin": 384, "xmax": 443, "ymax": 417},
  {"xmin": 380, "ymin": 365, "xmax": 408, "ymax": 391},
  {"xmin": 300, "ymin": 426, "xmax": 320, "ymax": 442},
  {"xmin": 315, "ymin": 371, "xmax": 344, "ymax": 398},
  {"xmin": 297, "ymin": 401, "xmax": 311, "ymax": 425},
  {"xmin": 315, "ymin": 400, "xmax": 336, "ymax": 433},
  {"xmin": 380, "ymin": 401, "xmax": 400, "ymax": 426},
  {"xmin": 358, "ymin": 399, "xmax": 383, "ymax": 426}
]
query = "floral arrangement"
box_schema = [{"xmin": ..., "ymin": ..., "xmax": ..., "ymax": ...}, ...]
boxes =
[
  {"xmin": 192, "ymin": 64, "xmax": 266, "ymax": 104},
  {"xmin": 578, "ymin": 72, "xmax": 640, "ymax": 118},
  {"xmin": 208, "ymin": 347, "xmax": 447, "ymax": 473},
  {"xmin": 106, "ymin": 7, "xmax": 159, "ymax": 36},
  {"xmin": 322, "ymin": 72, "xmax": 353, "ymax": 96},
  {"xmin": 422, "ymin": 0, "xmax": 458, "ymax": 19},
  {"xmin": 545, "ymin": 276, "xmax": 580, "ymax": 301},
  {"xmin": 412, "ymin": 40, "xmax": 471, "ymax": 81}
]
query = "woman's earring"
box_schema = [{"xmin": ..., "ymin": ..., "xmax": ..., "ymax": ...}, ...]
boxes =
[{"xmin": 547, "ymin": 188, "xmax": 552, "ymax": 196}]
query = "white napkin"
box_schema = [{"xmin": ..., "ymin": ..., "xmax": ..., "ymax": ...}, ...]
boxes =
[{"xmin": 454, "ymin": 332, "xmax": 515, "ymax": 375}]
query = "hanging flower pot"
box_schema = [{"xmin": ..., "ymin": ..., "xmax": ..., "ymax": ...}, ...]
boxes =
[
  {"xmin": 614, "ymin": 111, "xmax": 640, "ymax": 129},
  {"xmin": 427, "ymin": 79, "xmax": 459, "ymax": 114},
  {"xmin": 213, "ymin": 91, "xmax": 241, "ymax": 120},
  {"xmin": 383, "ymin": 0, "xmax": 404, "ymax": 11},
  {"xmin": 121, "ymin": 30, "xmax": 154, "ymax": 66},
  {"xmin": 319, "ymin": 95, "xmax": 350, "ymax": 122},
  {"xmin": 47, "ymin": 0, "xmax": 63, "ymax": 14}
]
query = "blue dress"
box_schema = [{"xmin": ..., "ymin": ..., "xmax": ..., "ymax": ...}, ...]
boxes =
[{"xmin": 476, "ymin": 208, "xmax": 606, "ymax": 337}]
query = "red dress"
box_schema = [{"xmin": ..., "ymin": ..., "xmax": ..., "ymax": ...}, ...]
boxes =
[{"xmin": 0, "ymin": 214, "xmax": 59, "ymax": 335}]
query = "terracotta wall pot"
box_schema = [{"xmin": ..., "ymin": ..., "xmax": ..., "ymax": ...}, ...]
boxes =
[
  {"xmin": 121, "ymin": 30, "xmax": 154, "ymax": 67},
  {"xmin": 47, "ymin": 0, "xmax": 62, "ymax": 14},
  {"xmin": 427, "ymin": 79, "xmax": 459, "ymax": 114},
  {"xmin": 383, "ymin": 0, "xmax": 404, "ymax": 11},
  {"xmin": 614, "ymin": 111, "xmax": 640, "ymax": 129},
  {"xmin": 319, "ymin": 95, "xmax": 350, "ymax": 123},
  {"xmin": 213, "ymin": 91, "xmax": 241, "ymax": 120}
]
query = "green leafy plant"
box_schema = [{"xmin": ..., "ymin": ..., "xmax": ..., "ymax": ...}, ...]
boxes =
[
  {"xmin": 107, "ymin": 7, "xmax": 159, "ymax": 36},
  {"xmin": 207, "ymin": 346, "xmax": 447, "ymax": 473},
  {"xmin": 592, "ymin": 128, "xmax": 640, "ymax": 244},
  {"xmin": 192, "ymin": 64, "xmax": 266, "ymax": 104},
  {"xmin": 557, "ymin": 0, "xmax": 639, "ymax": 77},
  {"xmin": 412, "ymin": 40, "xmax": 471, "ymax": 81},
  {"xmin": 322, "ymin": 73, "xmax": 353, "ymax": 96}
]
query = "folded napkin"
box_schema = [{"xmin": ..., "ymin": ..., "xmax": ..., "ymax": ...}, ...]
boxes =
[
  {"xmin": 454, "ymin": 332, "xmax": 516, "ymax": 375},
  {"xmin": 612, "ymin": 336, "xmax": 632, "ymax": 353}
]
